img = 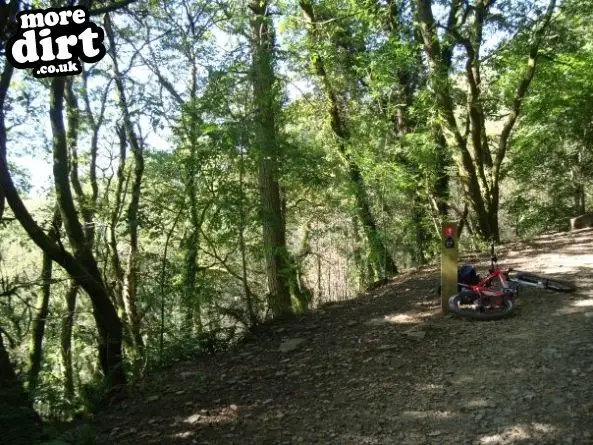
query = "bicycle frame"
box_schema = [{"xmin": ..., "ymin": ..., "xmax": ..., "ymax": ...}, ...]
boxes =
[
  {"xmin": 458, "ymin": 242, "xmax": 517, "ymax": 306},
  {"xmin": 460, "ymin": 268, "xmax": 511, "ymax": 297}
]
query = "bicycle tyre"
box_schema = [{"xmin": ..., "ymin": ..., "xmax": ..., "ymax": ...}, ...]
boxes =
[
  {"xmin": 448, "ymin": 291, "xmax": 516, "ymax": 321},
  {"xmin": 509, "ymin": 272, "xmax": 575, "ymax": 293}
]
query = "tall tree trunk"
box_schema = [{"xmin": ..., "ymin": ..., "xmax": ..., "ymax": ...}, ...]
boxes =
[
  {"xmin": 411, "ymin": 198, "xmax": 427, "ymax": 265},
  {"xmin": 382, "ymin": 8, "xmax": 440, "ymax": 265},
  {"xmin": 61, "ymin": 282, "xmax": 78, "ymax": 404},
  {"xmin": 572, "ymin": 160, "xmax": 586, "ymax": 214},
  {"xmin": 27, "ymin": 206, "xmax": 62, "ymax": 392},
  {"xmin": 159, "ymin": 210, "xmax": 183, "ymax": 365},
  {"xmin": 122, "ymin": 209, "xmax": 145, "ymax": 358},
  {"xmin": 349, "ymin": 161, "xmax": 397, "ymax": 276},
  {"xmin": 105, "ymin": 13, "xmax": 145, "ymax": 356},
  {"xmin": 0, "ymin": 0, "xmax": 17, "ymax": 224},
  {"xmin": 182, "ymin": 226, "xmax": 202, "ymax": 334},
  {"xmin": 432, "ymin": 126, "xmax": 450, "ymax": 217},
  {"xmin": 49, "ymin": 77, "xmax": 126, "ymax": 389},
  {"xmin": 0, "ymin": 87, "xmax": 5, "ymax": 220},
  {"xmin": 238, "ymin": 145, "xmax": 257, "ymax": 325},
  {"xmin": 63, "ymin": 75, "xmax": 125, "ymax": 388},
  {"xmin": 288, "ymin": 222, "xmax": 313, "ymax": 312},
  {"xmin": 350, "ymin": 216, "xmax": 367, "ymax": 289},
  {"xmin": 109, "ymin": 126, "xmax": 128, "ymax": 315},
  {"xmin": 249, "ymin": 1, "xmax": 293, "ymax": 318},
  {"xmin": 27, "ymin": 255, "xmax": 52, "ymax": 393},
  {"xmin": 136, "ymin": 3, "xmax": 213, "ymax": 334},
  {"xmin": 457, "ymin": 203, "xmax": 470, "ymax": 238},
  {"xmin": 182, "ymin": 61, "xmax": 203, "ymax": 336}
]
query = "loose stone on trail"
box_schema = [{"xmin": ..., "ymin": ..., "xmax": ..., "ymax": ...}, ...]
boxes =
[{"xmin": 279, "ymin": 338, "xmax": 306, "ymax": 353}]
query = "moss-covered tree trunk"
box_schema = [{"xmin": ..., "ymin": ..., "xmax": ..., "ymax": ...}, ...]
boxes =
[
  {"xmin": 182, "ymin": 63, "xmax": 203, "ymax": 336},
  {"xmin": 27, "ymin": 254, "xmax": 52, "ymax": 393},
  {"xmin": 238, "ymin": 144, "xmax": 257, "ymax": 325},
  {"xmin": 61, "ymin": 282, "xmax": 78, "ymax": 404},
  {"xmin": 109, "ymin": 126, "xmax": 128, "ymax": 318},
  {"xmin": 288, "ymin": 222, "xmax": 313, "ymax": 312},
  {"xmin": 27, "ymin": 206, "xmax": 61, "ymax": 392}
]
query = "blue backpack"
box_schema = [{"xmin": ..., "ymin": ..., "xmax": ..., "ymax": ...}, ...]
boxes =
[{"xmin": 458, "ymin": 264, "xmax": 480, "ymax": 286}]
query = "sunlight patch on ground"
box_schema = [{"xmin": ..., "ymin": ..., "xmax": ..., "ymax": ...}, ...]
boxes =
[
  {"xmin": 478, "ymin": 423, "xmax": 556, "ymax": 444},
  {"xmin": 465, "ymin": 398, "xmax": 496, "ymax": 409},
  {"xmin": 572, "ymin": 298, "xmax": 593, "ymax": 307},
  {"xmin": 505, "ymin": 331, "xmax": 530, "ymax": 341},
  {"xmin": 173, "ymin": 431, "xmax": 194, "ymax": 439},
  {"xmin": 414, "ymin": 299, "xmax": 440, "ymax": 308},
  {"xmin": 183, "ymin": 405, "xmax": 238, "ymax": 426},
  {"xmin": 385, "ymin": 313, "xmax": 421, "ymax": 324},
  {"xmin": 366, "ymin": 310, "xmax": 436, "ymax": 326},
  {"xmin": 452, "ymin": 375, "xmax": 476, "ymax": 385},
  {"xmin": 554, "ymin": 305, "xmax": 591, "ymax": 316},
  {"xmin": 414, "ymin": 383, "xmax": 444, "ymax": 392},
  {"xmin": 452, "ymin": 367, "xmax": 522, "ymax": 386},
  {"xmin": 400, "ymin": 410, "xmax": 455, "ymax": 420}
]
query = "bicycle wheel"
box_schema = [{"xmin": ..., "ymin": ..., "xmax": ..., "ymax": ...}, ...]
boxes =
[
  {"xmin": 508, "ymin": 272, "xmax": 575, "ymax": 293},
  {"xmin": 448, "ymin": 291, "xmax": 516, "ymax": 321}
]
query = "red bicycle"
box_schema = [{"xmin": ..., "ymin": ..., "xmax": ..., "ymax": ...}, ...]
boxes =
[
  {"xmin": 448, "ymin": 243, "xmax": 575, "ymax": 320},
  {"xmin": 448, "ymin": 243, "xmax": 519, "ymax": 320}
]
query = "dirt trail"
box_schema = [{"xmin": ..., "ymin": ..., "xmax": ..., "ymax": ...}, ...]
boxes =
[{"xmin": 95, "ymin": 229, "xmax": 593, "ymax": 445}]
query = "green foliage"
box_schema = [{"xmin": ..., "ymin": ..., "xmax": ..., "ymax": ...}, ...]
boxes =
[
  {"xmin": 78, "ymin": 376, "xmax": 111, "ymax": 415},
  {"xmin": 505, "ymin": 196, "xmax": 572, "ymax": 238},
  {"xmin": 505, "ymin": 0, "xmax": 593, "ymax": 233}
]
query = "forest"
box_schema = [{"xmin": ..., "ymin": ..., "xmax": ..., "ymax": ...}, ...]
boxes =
[{"xmin": 0, "ymin": 0, "xmax": 592, "ymax": 442}]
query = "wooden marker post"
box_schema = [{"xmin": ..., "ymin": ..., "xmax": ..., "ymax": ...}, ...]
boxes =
[{"xmin": 441, "ymin": 222, "xmax": 459, "ymax": 313}]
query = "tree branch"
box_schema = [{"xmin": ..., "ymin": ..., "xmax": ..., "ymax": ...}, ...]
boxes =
[
  {"xmin": 0, "ymin": 63, "xmax": 11, "ymax": 223},
  {"xmin": 0, "ymin": 326, "xmax": 15, "ymax": 348},
  {"xmin": 494, "ymin": 0, "xmax": 556, "ymax": 182},
  {"xmin": 90, "ymin": 0, "xmax": 137, "ymax": 16}
]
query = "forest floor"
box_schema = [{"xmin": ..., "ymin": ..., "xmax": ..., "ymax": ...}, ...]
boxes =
[{"xmin": 93, "ymin": 229, "xmax": 593, "ymax": 445}]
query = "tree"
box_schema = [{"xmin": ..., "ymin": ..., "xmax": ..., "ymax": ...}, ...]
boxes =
[
  {"xmin": 105, "ymin": 12, "xmax": 145, "ymax": 358},
  {"xmin": 414, "ymin": 0, "xmax": 557, "ymax": 241},
  {"xmin": 249, "ymin": 0, "xmax": 293, "ymax": 317},
  {"xmin": 0, "ymin": 72, "xmax": 126, "ymax": 392},
  {"xmin": 298, "ymin": 0, "xmax": 399, "ymax": 277}
]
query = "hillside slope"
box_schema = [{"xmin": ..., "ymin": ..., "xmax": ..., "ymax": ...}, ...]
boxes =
[{"xmin": 93, "ymin": 229, "xmax": 593, "ymax": 445}]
